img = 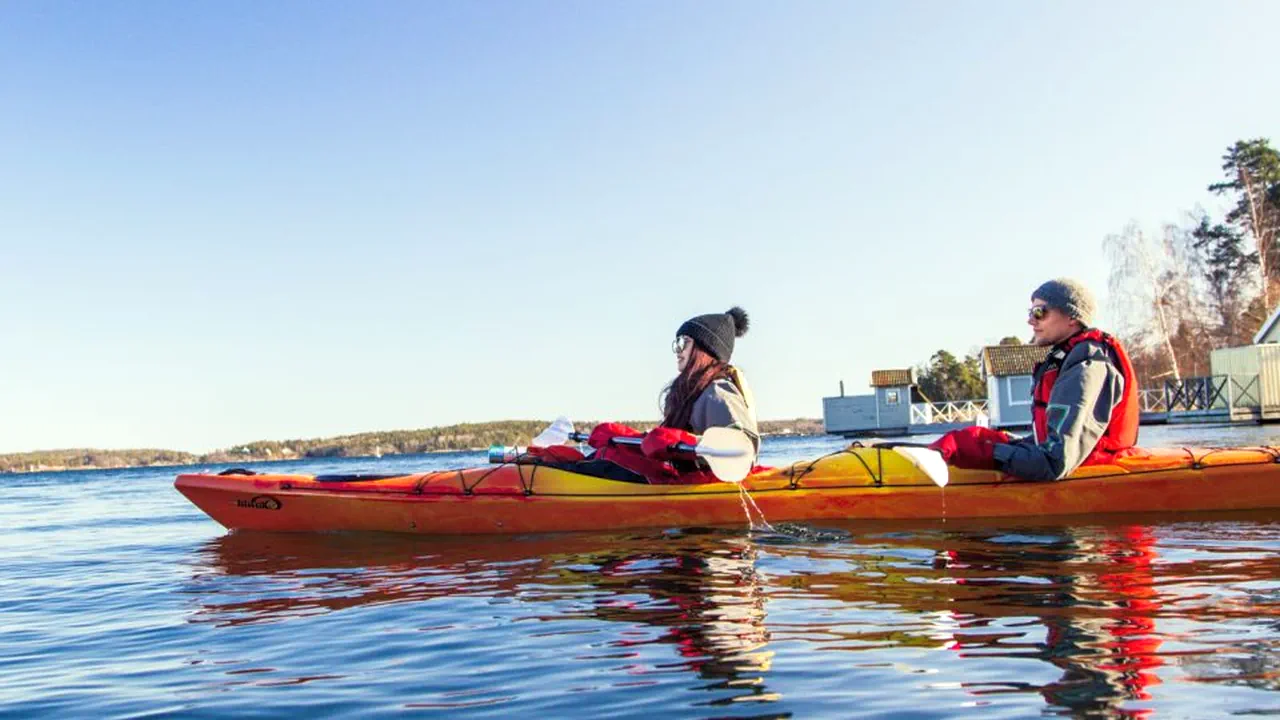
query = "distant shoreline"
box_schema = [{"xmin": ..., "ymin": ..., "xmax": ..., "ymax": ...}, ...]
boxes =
[{"xmin": 0, "ymin": 418, "xmax": 826, "ymax": 474}]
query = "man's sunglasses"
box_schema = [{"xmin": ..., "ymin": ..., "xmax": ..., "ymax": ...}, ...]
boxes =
[{"xmin": 1028, "ymin": 305, "xmax": 1051, "ymax": 321}]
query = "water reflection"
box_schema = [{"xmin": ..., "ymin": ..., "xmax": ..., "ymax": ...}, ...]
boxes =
[
  {"xmin": 190, "ymin": 529, "xmax": 778, "ymax": 704},
  {"xmin": 567, "ymin": 537, "xmax": 774, "ymax": 701},
  {"xmin": 770, "ymin": 515, "xmax": 1280, "ymax": 717},
  {"xmin": 187, "ymin": 512, "xmax": 1280, "ymax": 716},
  {"xmin": 949, "ymin": 525, "xmax": 1169, "ymax": 718}
]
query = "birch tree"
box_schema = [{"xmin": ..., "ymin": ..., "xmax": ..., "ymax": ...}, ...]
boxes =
[{"xmin": 1104, "ymin": 222, "xmax": 1197, "ymax": 382}]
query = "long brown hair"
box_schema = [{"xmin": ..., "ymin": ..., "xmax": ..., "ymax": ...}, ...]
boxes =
[{"xmin": 661, "ymin": 345, "xmax": 732, "ymax": 430}]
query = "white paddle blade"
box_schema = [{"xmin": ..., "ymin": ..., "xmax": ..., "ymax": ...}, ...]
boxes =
[
  {"xmin": 531, "ymin": 416, "xmax": 576, "ymax": 447},
  {"xmin": 695, "ymin": 427, "xmax": 756, "ymax": 483},
  {"xmin": 893, "ymin": 446, "xmax": 949, "ymax": 488}
]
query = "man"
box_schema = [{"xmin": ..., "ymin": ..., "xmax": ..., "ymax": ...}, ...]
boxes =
[{"xmin": 929, "ymin": 278, "xmax": 1140, "ymax": 480}]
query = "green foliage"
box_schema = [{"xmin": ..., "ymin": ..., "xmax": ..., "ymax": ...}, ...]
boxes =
[
  {"xmin": 758, "ymin": 419, "xmax": 824, "ymax": 435},
  {"xmin": 1190, "ymin": 213, "xmax": 1259, "ymax": 344},
  {"xmin": 915, "ymin": 350, "xmax": 986, "ymax": 401},
  {"xmin": 1191, "ymin": 214, "xmax": 1255, "ymax": 280},
  {"xmin": 998, "ymin": 336, "xmax": 1022, "ymax": 346},
  {"xmin": 1208, "ymin": 138, "xmax": 1280, "ymax": 239},
  {"xmin": 0, "ymin": 449, "xmax": 199, "ymax": 473},
  {"xmin": 1204, "ymin": 138, "xmax": 1280, "ymax": 302},
  {"xmin": 198, "ymin": 421, "xmax": 565, "ymax": 463}
]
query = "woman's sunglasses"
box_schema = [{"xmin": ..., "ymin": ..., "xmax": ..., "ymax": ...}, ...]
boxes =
[
  {"xmin": 1028, "ymin": 305, "xmax": 1051, "ymax": 321},
  {"xmin": 672, "ymin": 335, "xmax": 693, "ymax": 354}
]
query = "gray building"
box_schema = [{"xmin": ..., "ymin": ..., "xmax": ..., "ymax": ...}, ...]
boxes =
[
  {"xmin": 823, "ymin": 368, "xmax": 929, "ymax": 437},
  {"xmin": 980, "ymin": 344, "xmax": 1049, "ymax": 430}
]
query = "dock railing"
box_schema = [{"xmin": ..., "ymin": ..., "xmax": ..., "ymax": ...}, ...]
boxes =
[
  {"xmin": 1164, "ymin": 375, "xmax": 1260, "ymax": 412},
  {"xmin": 1138, "ymin": 388, "xmax": 1168, "ymax": 413},
  {"xmin": 910, "ymin": 400, "xmax": 989, "ymax": 425}
]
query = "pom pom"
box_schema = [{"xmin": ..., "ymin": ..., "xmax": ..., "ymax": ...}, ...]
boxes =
[{"xmin": 725, "ymin": 306, "xmax": 749, "ymax": 337}]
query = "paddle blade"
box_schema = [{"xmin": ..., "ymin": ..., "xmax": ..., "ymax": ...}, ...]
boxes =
[
  {"xmin": 694, "ymin": 427, "xmax": 756, "ymax": 483},
  {"xmin": 893, "ymin": 446, "xmax": 949, "ymax": 488},
  {"xmin": 532, "ymin": 416, "xmax": 575, "ymax": 447}
]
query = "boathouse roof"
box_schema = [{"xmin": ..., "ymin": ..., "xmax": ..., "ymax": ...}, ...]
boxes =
[
  {"xmin": 870, "ymin": 369, "xmax": 915, "ymax": 387},
  {"xmin": 980, "ymin": 344, "xmax": 1050, "ymax": 377}
]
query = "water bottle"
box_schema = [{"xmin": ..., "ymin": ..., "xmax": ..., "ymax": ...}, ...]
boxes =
[{"xmin": 488, "ymin": 445, "xmax": 525, "ymax": 464}]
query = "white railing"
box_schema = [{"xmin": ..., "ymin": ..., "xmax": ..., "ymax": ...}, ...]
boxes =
[
  {"xmin": 910, "ymin": 400, "xmax": 989, "ymax": 425},
  {"xmin": 1138, "ymin": 388, "xmax": 1167, "ymax": 413}
]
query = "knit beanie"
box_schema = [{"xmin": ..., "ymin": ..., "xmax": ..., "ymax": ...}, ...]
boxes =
[
  {"xmin": 676, "ymin": 307, "xmax": 750, "ymax": 363},
  {"xmin": 1032, "ymin": 278, "xmax": 1096, "ymax": 326}
]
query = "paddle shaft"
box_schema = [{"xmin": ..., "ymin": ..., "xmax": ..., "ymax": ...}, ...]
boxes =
[{"xmin": 566, "ymin": 431, "xmax": 696, "ymax": 455}]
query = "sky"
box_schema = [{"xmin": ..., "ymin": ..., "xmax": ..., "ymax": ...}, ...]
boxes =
[{"xmin": 3, "ymin": 1, "xmax": 1278, "ymax": 453}]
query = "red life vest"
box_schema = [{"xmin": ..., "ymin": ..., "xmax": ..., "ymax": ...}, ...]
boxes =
[{"xmin": 1031, "ymin": 329, "xmax": 1139, "ymax": 466}]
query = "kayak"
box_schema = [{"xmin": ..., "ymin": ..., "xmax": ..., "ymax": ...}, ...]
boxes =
[{"xmin": 174, "ymin": 444, "xmax": 1280, "ymax": 535}]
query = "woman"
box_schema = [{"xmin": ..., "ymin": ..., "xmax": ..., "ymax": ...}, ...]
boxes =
[
  {"xmin": 646, "ymin": 306, "xmax": 759, "ymax": 460},
  {"xmin": 589, "ymin": 306, "xmax": 759, "ymax": 483}
]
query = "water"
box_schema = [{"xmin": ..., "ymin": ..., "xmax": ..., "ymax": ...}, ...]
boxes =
[
  {"xmin": 2, "ymin": 425, "xmax": 1279, "ymax": 718},
  {"xmin": 737, "ymin": 483, "xmax": 776, "ymax": 534}
]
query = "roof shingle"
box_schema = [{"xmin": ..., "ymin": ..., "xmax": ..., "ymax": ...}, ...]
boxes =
[
  {"xmin": 870, "ymin": 369, "xmax": 915, "ymax": 387},
  {"xmin": 981, "ymin": 344, "xmax": 1049, "ymax": 377}
]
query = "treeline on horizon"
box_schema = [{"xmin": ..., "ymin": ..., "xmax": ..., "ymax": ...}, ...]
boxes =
[
  {"xmin": 0, "ymin": 418, "xmax": 825, "ymax": 473},
  {"xmin": 906, "ymin": 137, "xmax": 1280, "ymax": 399}
]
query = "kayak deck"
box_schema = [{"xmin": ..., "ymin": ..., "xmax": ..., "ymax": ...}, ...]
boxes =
[{"xmin": 174, "ymin": 445, "xmax": 1280, "ymax": 535}]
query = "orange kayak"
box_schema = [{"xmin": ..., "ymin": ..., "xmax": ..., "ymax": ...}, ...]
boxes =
[{"xmin": 174, "ymin": 445, "xmax": 1280, "ymax": 535}]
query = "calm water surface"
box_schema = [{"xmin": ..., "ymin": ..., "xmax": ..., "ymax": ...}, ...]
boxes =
[{"xmin": 3, "ymin": 425, "xmax": 1279, "ymax": 718}]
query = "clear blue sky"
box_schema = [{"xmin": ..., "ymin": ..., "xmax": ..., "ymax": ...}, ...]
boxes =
[{"xmin": 3, "ymin": 1, "xmax": 1278, "ymax": 453}]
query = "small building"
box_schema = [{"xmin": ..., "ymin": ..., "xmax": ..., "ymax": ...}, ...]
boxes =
[
  {"xmin": 1197, "ymin": 345, "xmax": 1279, "ymax": 421},
  {"xmin": 980, "ymin": 344, "xmax": 1049, "ymax": 430},
  {"xmin": 823, "ymin": 368, "xmax": 929, "ymax": 436},
  {"xmin": 1161, "ymin": 308, "xmax": 1280, "ymax": 424}
]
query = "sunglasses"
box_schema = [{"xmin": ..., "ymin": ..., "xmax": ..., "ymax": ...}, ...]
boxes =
[
  {"xmin": 672, "ymin": 335, "xmax": 693, "ymax": 354},
  {"xmin": 1028, "ymin": 305, "xmax": 1051, "ymax": 321}
]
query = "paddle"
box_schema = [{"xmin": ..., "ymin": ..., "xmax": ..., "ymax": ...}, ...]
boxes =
[
  {"xmin": 530, "ymin": 416, "xmax": 576, "ymax": 447},
  {"xmin": 572, "ymin": 427, "xmax": 756, "ymax": 483},
  {"xmin": 530, "ymin": 417, "xmax": 756, "ymax": 483}
]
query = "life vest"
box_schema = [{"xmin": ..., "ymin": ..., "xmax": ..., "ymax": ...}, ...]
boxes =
[
  {"xmin": 1031, "ymin": 329, "xmax": 1139, "ymax": 465},
  {"xmin": 727, "ymin": 366, "xmax": 756, "ymax": 416}
]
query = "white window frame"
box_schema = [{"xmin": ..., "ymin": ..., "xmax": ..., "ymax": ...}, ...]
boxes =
[
  {"xmin": 884, "ymin": 389, "xmax": 900, "ymax": 406},
  {"xmin": 1006, "ymin": 376, "xmax": 1033, "ymax": 405}
]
